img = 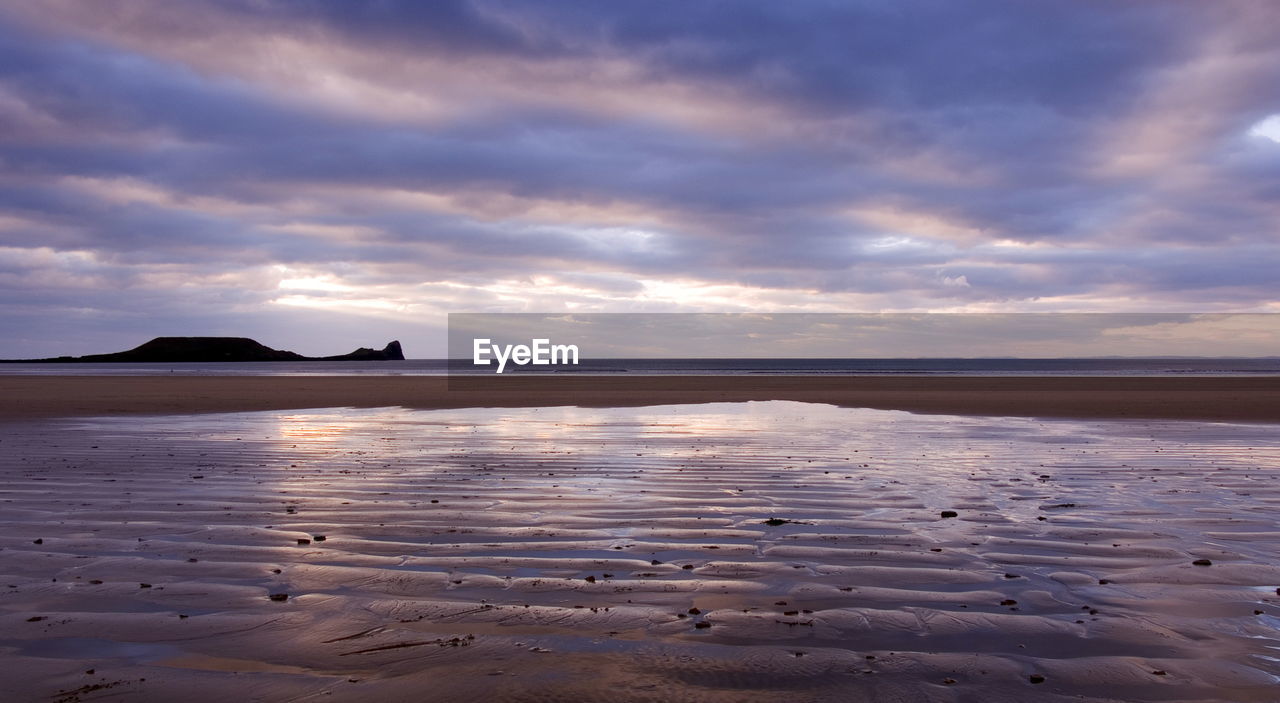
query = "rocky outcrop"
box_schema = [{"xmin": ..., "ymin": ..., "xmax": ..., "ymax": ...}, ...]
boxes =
[
  {"xmin": 317, "ymin": 340, "xmax": 405, "ymax": 361},
  {"xmin": 4, "ymin": 337, "xmax": 406, "ymax": 362}
]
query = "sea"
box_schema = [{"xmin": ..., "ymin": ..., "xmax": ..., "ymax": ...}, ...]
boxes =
[{"xmin": 0, "ymin": 358, "xmax": 1277, "ymax": 376}]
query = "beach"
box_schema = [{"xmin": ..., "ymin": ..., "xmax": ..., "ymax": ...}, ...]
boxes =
[
  {"xmin": 2, "ymin": 374, "xmax": 1280, "ymax": 422},
  {"xmin": 1, "ymin": 379, "xmax": 1279, "ymax": 701},
  {"xmin": 8, "ymin": 0, "xmax": 1279, "ymax": 699}
]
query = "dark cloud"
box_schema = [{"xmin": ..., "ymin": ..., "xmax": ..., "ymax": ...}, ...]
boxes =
[{"xmin": 0, "ymin": 1, "xmax": 1277, "ymax": 356}]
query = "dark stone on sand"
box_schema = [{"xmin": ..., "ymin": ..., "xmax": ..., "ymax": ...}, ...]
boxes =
[
  {"xmin": 694, "ymin": 622, "xmax": 711, "ymax": 629},
  {"xmin": 4, "ymin": 337, "xmax": 406, "ymax": 363},
  {"xmin": 32, "ymin": 538, "xmax": 42, "ymax": 544},
  {"xmin": 268, "ymin": 593, "xmax": 289, "ymax": 602},
  {"xmin": 1029, "ymin": 674, "xmax": 1045, "ymax": 684},
  {"xmin": 1192, "ymin": 559, "xmax": 1212, "ymax": 566},
  {"xmin": 940, "ymin": 511, "xmax": 958, "ymax": 518},
  {"xmin": 297, "ymin": 538, "xmax": 311, "ymax": 545},
  {"xmin": 313, "ymin": 535, "xmax": 326, "ymax": 541},
  {"xmin": 139, "ymin": 583, "xmax": 152, "ymax": 588}
]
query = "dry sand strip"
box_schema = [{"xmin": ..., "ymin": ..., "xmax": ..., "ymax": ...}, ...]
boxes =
[
  {"xmin": 2, "ymin": 374, "xmax": 1280, "ymax": 422},
  {"xmin": 1, "ymin": 403, "xmax": 1278, "ymax": 701}
]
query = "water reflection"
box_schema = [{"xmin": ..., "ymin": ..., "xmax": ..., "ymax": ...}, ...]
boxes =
[{"xmin": 8, "ymin": 401, "xmax": 1278, "ymax": 699}]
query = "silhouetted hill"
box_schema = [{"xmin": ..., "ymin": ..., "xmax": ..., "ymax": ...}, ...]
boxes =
[
  {"xmin": 318, "ymin": 340, "xmax": 404, "ymax": 361},
  {"xmin": 3, "ymin": 337, "xmax": 405, "ymax": 363}
]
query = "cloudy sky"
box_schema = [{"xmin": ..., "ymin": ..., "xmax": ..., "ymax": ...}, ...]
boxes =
[{"xmin": 1, "ymin": 1, "xmax": 1278, "ymax": 358}]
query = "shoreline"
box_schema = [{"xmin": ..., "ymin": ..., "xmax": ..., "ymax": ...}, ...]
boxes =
[{"xmin": 2, "ymin": 374, "xmax": 1279, "ymax": 422}]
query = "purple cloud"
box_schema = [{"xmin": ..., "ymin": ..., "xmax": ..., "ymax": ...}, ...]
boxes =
[{"xmin": 0, "ymin": 0, "xmax": 1278, "ymax": 356}]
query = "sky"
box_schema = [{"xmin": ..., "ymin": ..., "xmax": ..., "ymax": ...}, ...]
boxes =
[
  {"xmin": 448, "ymin": 314, "xmax": 1280, "ymax": 359},
  {"xmin": 1, "ymin": 1, "xmax": 1278, "ymax": 358}
]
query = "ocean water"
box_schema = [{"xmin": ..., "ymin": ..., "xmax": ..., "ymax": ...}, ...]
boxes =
[{"xmin": 0, "ymin": 357, "xmax": 1278, "ymax": 376}]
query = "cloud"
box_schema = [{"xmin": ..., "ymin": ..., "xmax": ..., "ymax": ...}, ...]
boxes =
[{"xmin": 0, "ymin": 1, "xmax": 1278, "ymax": 356}]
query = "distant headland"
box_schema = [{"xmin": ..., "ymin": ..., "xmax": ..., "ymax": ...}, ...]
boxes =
[{"xmin": 2, "ymin": 337, "xmax": 405, "ymax": 363}]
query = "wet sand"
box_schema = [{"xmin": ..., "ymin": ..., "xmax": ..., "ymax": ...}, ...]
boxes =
[
  {"xmin": 1, "ymin": 402, "xmax": 1278, "ymax": 701},
  {"xmin": 2, "ymin": 374, "xmax": 1280, "ymax": 422}
]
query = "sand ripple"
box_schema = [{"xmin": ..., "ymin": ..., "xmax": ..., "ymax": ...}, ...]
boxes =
[{"xmin": 1, "ymin": 401, "xmax": 1278, "ymax": 701}]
